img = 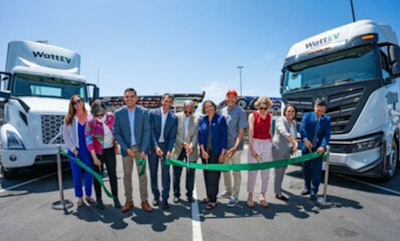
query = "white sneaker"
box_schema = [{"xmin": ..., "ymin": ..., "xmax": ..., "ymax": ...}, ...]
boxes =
[
  {"xmin": 227, "ymin": 197, "xmax": 239, "ymax": 208},
  {"xmin": 218, "ymin": 190, "xmax": 232, "ymax": 198}
]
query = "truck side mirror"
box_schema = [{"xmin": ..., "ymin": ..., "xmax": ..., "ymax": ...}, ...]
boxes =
[{"xmin": 388, "ymin": 45, "xmax": 400, "ymax": 75}]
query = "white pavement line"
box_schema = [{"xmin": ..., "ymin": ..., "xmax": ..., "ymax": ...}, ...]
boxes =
[
  {"xmin": 191, "ymin": 186, "xmax": 203, "ymax": 241},
  {"xmin": 0, "ymin": 172, "xmax": 57, "ymax": 194},
  {"xmin": 336, "ymin": 174, "xmax": 400, "ymax": 196}
]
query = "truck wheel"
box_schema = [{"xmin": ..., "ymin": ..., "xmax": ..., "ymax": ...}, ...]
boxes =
[
  {"xmin": 1, "ymin": 165, "xmax": 18, "ymax": 179},
  {"xmin": 237, "ymin": 98, "xmax": 248, "ymax": 109},
  {"xmin": 382, "ymin": 140, "xmax": 398, "ymax": 181}
]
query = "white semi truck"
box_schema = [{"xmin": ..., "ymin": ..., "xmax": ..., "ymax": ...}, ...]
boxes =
[
  {"xmin": 281, "ymin": 20, "xmax": 400, "ymax": 180},
  {"xmin": 0, "ymin": 40, "xmax": 99, "ymax": 178}
]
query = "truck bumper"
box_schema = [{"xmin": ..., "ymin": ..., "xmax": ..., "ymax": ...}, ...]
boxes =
[
  {"xmin": 0, "ymin": 147, "xmax": 65, "ymax": 168},
  {"xmin": 328, "ymin": 144, "xmax": 385, "ymax": 177}
]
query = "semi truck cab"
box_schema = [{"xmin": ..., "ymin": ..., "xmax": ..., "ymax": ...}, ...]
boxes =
[{"xmin": 281, "ymin": 20, "xmax": 400, "ymax": 179}]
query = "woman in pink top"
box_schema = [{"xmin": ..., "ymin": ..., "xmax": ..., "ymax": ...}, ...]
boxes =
[
  {"xmin": 85, "ymin": 99, "xmax": 121, "ymax": 210},
  {"xmin": 247, "ymin": 97, "xmax": 273, "ymax": 208}
]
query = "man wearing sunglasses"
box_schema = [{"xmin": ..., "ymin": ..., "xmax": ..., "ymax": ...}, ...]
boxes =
[{"xmin": 171, "ymin": 100, "xmax": 199, "ymax": 204}]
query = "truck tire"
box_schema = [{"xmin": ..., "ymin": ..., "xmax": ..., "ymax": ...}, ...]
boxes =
[
  {"xmin": 1, "ymin": 165, "xmax": 18, "ymax": 179},
  {"xmin": 382, "ymin": 140, "xmax": 398, "ymax": 181},
  {"xmin": 237, "ymin": 98, "xmax": 248, "ymax": 109}
]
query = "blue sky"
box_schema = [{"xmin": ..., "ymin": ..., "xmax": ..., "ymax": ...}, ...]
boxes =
[{"xmin": 1, "ymin": 0, "xmax": 399, "ymax": 103}]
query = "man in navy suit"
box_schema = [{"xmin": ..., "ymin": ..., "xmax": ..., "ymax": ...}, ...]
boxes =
[
  {"xmin": 300, "ymin": 98, "xmax": 331, "ymax": 201},
  {"xmin": 148, "ymin": 93, "xmax": 178, "ymax": 209},
  {"xmin": 114, "ymin": 88, "xmax": 153, "ymax": 213}
]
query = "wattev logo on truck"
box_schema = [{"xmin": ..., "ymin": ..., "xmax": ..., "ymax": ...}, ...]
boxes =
[
  {"xmin": 305, "ymin": 32, "xmax": 340, "ymax": 49},
  {"xmin": 32, "ymin": 51, "xmax": 72, "ymax": 64}
]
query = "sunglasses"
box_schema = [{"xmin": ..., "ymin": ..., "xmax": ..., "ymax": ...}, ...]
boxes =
[
  {"xmin": 72, "ymin": 99, "xmax": 82, "ymax": 105},
  {"xmin": 95, "ymin": 113, "xmax": 105, "ymax": 118},
  {"xmin": 184, "ymin": 111, "xmax": 192, "ymax": 115},
  {"xmin": 259, "ymin": 107, "xmax": 267, "ymax": 110}
]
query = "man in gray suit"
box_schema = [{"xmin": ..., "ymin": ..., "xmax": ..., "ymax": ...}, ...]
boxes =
[
  {"xmin": 148, "ymin": 93, "xmax": 178, "ymax": 209},
  {"xmin": 114, "ymin": 88, "xmax": 153, "ymax": 213},
  {"xmin": 171, "ymin": 100, "xmax": 199, "ymax": 203}
]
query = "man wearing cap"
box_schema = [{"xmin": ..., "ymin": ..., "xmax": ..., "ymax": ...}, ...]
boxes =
[
  {"xmin": 219, "ymin": 89, "xmax": 248, "ymax": 207},
  {"xmin": 300, "ymin": 98, "xmax": 331, "ymax": 201}
]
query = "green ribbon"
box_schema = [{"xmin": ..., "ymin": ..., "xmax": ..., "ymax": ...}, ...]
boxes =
[
  {"xmin": 136, "ymin": 159, "xmax": 146, "ymax": 177},
  {"xmin": 60, "ymin": 150, "xmax": 116, "ymax": 199},
  {"xmin": 166, "ymin": 152, "xmax": 325, "ymax": 171}
]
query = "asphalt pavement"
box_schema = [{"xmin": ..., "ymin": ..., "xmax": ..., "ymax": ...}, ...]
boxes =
[{"xmin": 1, "ymin": 148, "xmax": 399, "ymax": 241}]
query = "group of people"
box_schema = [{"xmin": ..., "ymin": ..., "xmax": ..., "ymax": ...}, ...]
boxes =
[{"xmin": 62, "ymin": 87, "xmax": 331, "ymax": 213}]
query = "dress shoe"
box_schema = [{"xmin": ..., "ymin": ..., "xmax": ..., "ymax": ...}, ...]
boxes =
[
  {"xmin": 114, "ymin": 199, "xmax": 122, "ymax": 208},
  {"xmin": 85, "ymin": 196, "xmax": 96, "ymax": 205},
  {"xmin": 162, "ymin": 200, "xmax": 169, "ymax": 209},
  {"xmin": 206, "ymin": 202, "xmax": 217, "ymax": 210},
  {"xmin": 96, "ymin": 199, "xmax": 105, "ymax": 210},
  {"xmin": 310, "ymin": 193, "xmax": 317, "ymax": 201},
  {"xmin": 301, "ymin": 189, "xmax": 311, "ymax": 195},
  {"xmin": 187, "ymin": 196, "xmax": 194, "ymax": 203},
  {"xmin": 275, "ymin": 194, "xmax": 289, "ymax": 201},
  {"xmin": 173, "ymin": 196, "xmax": 180, "ymax": 204},
  {"xmin": 152, "ymin": 198, "xmax": 160, "ymax": 206},
  {"xmin": 141, "ymin": 200, "xmax": 153, "ymax": 212},
  {"xmin": 121, "ymin": 201, "xmax": 134, "ymax": 213}
]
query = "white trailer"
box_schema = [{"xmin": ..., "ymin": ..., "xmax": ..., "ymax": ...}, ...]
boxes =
[
  {"xmin": 281, "ymin": 20, "xmax": 400, "ymax": 179},
  {"xmin": 0, "ymin": 41, "xmax": 99, "ymax": 178}
]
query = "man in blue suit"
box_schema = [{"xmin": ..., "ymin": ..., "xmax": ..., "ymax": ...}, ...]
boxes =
[
  {"xmin": 300, "ymin": 98, "xmax": 331, "ymax": 201},
  {"xmin": 148, "ymin": 93, "xmax": 178, "ymax": 209},
  {"xmin": 114, "ymin": 88, "xmax": 153, "ymax": 213}
]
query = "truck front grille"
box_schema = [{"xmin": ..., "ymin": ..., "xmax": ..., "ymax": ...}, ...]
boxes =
[
  {"xmin": 286, "ymin": 86, "xmax": 366, "ymax": 134},
  {"xmin": 41, "ymin": 115, "xmax": 64, "ymax": 144}
]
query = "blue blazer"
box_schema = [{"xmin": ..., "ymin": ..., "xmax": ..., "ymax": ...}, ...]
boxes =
[
  {"xmin": 114, "ymin": 106, "xmax": 150, "ymax": 157},
  {"xmin": 300, "ymin": 112, "xmax": 331, "ymax": 153},
  {"xmin": 149, "ymin": 108, "xmax": 178, "ymax": 152},
  {"xmin": 198, "ymin": 114, "xmax": 228, "ymax": 155}
]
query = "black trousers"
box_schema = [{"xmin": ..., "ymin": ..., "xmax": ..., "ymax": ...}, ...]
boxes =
[
  {"xmin": 93, "ymin": 148, "xmax": 118, "ymax": 200},
  {"xmin": 173, "ymin": 149, "xmax": 195, "ymax": 198},
  {"xmin": 202, "ymin": 151, "xmax": 221, "ymax": 203}
]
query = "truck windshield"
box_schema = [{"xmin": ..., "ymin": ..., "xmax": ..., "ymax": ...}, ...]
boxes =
[
  {"xmin": 12, "ymin": 74, "xmax": 87, "ymax": 101},
  {"xmin": 282, "ymin": 45, "xmax": 378, "ymax": 93}
]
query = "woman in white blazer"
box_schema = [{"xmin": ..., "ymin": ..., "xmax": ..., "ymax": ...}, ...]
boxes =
[
  {"xmin": 272, "ymin": 104, "xmax": 298, "ymax": 201},
  {"xmin": 62, "ymin": 95, "xmax": 94, "ymax": 207}
]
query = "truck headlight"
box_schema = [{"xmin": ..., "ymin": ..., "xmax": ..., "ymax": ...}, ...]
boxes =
[
  {"xmin": 7, "ymin": 131, "xmax": 25, "ymax": 149},
  {"xmin": 351, "ymin": 138, "xmax": 381, "ymax": 152}
]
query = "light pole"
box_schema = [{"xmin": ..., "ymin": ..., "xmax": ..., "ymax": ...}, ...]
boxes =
[
  {"xmin": 237, "ymin": 66, "xmax": 243, "ymax": 96},
  {"xmin": 350, "ymin": 0, "xmax": 356, "ymax": 22}
]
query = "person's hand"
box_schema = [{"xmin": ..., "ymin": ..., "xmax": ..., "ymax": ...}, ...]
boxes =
[
  {"xmin": 316, "ymin": 146, "xmax": 325, "ymax": 155},
  {"xmin": 127, "ymin": 149, "xmax": 135, "ymax": 157},
  {"xmin": 93, "ymin": 157, "xmax": 102, "ymax": 167},
  {"xmin": 114, "ymin": 146, "xmax": 119, "ymax": 155},
  {"xmin": 201, "ymin": 150, "xmax": 209, "ymax": 161},
  {"xmin": 140, "ymin": 151, "xmax": 147, "ymax": 160},
  {"xmin": 291, "ymin": 142, "xmax": 298, "ymax": 153},
  {"xmin": 166, "ymin": 151, "xmax": 172, "ymax": 159},
  {"xmin": 156, "ymin": 147, "xmax": 163, "ymax": 157},
  {"xmin": 251, "ymin": 150, "xmax": 260, "ymax": 161},
  {"xmin": 186, "ymin": 146, "xmax": 193, "ymax": 155},
  {"xmin": 218, "ymin": 153, "xmax": 225, "ymax": 163},
  {"xmin": 72, "ymin": 149, "xmax": 78, "ymax": 156},
  {"xmin": 226, "ymin": 147, "xmax": 237, "ymax": 159},
  {"xmin": 304, "ymin": 140, "xmax": 313, "ymax": 153}
]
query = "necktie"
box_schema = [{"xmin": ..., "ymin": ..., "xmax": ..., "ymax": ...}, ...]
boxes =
[{"xmin": 313, "ymin": 117, "xmax": 320, "ymax": 146}]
